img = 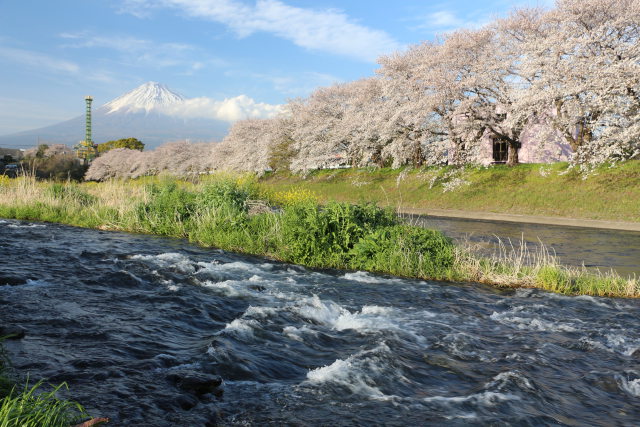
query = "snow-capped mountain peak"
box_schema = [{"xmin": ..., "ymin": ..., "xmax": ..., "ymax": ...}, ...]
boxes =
[{"xmin": 102, "ymin": 81, "xmax": 185, "ymax": 114}]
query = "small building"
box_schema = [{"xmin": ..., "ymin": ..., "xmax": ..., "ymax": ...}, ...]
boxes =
[
  {"xmin": 474, "ymin": 125, "xmax": 573, "ymax": 165},
  {"xmin": 0, "ymin": 147, "xmax": 24, "ymax": 162},
  {"xmin": 448, "ymin": 108, "xmax": 574, "ymax": 165}
]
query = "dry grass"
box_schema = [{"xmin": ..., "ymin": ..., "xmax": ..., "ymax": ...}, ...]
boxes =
[{"xmin": 455, "ymin": 237, "xmax": 639, "ymax": 297}]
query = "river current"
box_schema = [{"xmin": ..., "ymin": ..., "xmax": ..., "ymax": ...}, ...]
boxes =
[{"xmin": 1, "ymin": 219, "xmax": 639, "ymax": 426}]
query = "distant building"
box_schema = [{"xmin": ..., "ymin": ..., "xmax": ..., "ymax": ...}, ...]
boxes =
[
  {"xmin": 0, "ymin": 147, "xmax": 24, "ymax": 161},
  {"xmin": 448, "ymin": 108, "xmax": 574, "ymax": 165},
  {"xmin": 474, "ymin": 125, "xmax": 573, "ymax": 165}
]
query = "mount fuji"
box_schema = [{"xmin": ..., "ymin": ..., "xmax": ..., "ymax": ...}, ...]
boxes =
[{"xmin": 0, "ymin": 82, "xmax": 232, "ymax": 149}]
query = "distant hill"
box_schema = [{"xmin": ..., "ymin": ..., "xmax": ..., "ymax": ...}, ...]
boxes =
[{"xmin": 0, "ymin": 82, "xmax": 229, "ymax": 150}]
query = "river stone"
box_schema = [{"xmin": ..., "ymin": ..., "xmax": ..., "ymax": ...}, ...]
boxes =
[
  {"xmin": 0, "ymin": 325, "xmax": 26, "ymax": 339},
  {"xmin": 174, "ymin": 394, "xmax": 199, "ymax": 410},
  {"xmin": 166, "ymin": 370, "xmax": 223, "ymax": 396}
]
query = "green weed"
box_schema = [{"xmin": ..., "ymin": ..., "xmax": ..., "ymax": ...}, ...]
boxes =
[{"xmin": 0, "ymin": 381, "xmax": 89, "ymax": 427}]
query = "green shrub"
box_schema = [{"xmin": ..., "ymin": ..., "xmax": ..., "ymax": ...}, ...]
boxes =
[
  {"xmin": 136, "ymin": 182, "xmax": 197, "ymax": 235},
  {"xmin": 47, "ymin": 183, "xmax": 96, "ymax": 206},
  {"xmin": 349, "ymin": 225, "xmax": 456, "ymax": 278},
  {"xmin": 279, "ymin": 201, "xmax": 397, "ymax": 266},
  {"xmin": 197, "ymin": 180, "xmax": 251, "ymax": 212}
]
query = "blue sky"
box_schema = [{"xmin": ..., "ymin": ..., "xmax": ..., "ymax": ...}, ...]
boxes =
[{"xmin": 0, "ymin": 0, "xmax": 553, "ymax": 136}]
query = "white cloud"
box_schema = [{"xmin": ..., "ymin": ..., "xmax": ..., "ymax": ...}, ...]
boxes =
[
  {"xmin": 161, "ymin": 95, "xmax": 283, "ymax": 122},
  {"xmin": 120, "ymin": 0, "xmax": 401, "ymax": 62},
  {"xmin": 428, "ymin": 11, "xmax": 465, "ymax": 28},
  {"xmin": 59, "ymin": 32, "xmax": 227, "ymax": 70},
  {"xmin": 247, "ymin": 71, "xmax": 343, "ymax": 96},
  {"xmin": 409, "ymin": 8, "xmax": 493, "ymax": 34},
  {"xmin": 0, "ymin": 45, "xmax": 79, "ymax": 74}
]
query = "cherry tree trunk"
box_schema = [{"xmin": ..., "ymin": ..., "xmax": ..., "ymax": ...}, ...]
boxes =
[
  {"xmin": 506, "ymin": 142, "xmax": 519, "ymax": 166},
  {"xmin": 413, "ymin": 142, "xmax": 423, "ymax": 167}
]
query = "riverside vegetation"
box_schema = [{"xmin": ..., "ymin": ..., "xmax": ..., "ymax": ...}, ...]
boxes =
[
  {"xmin": 0, "ymin": 338, "xmax": 90, "ymax": 426},
  {"xmin": 0, "ymin": 173, "xmax": 637, "ymax": 298}
]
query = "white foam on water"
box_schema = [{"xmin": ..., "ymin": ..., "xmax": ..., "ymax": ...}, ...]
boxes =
[
  {"xmin": 617, "ymin": 375, "xmax": 640, "ymax": 397},
  {"xmin": 291, "ymin": 296, "xmax": 400, "ymax": 334},
  {"xmin": 131, "ymin": 252, "xmax": 195, "ymax": 274},
  {"xmin": 305, "ymin": 343, "xmax": 392, "ymax": 399},
  {"xmin": 576, "ymin": 335, "xmax": 640, "ymax": 357},
  {"xmin": 490, "ymin": 311, "xmax": 578, "ymax": 332},
  {"xmin": 294, "ymin": 295, "xmax": 348, "ymax": 325},
  {"xmin": 486, "ymin": 371, "xmax": 535, "ymax": 392},
  {"xmin": 573, "ymin": 295, "xmax": 612, "ymax": 308},
  {"xmin": 282, "ymin": 325, "xmax": 318, "ymax": 342},
  {"xmin": 222, "ymin": 318, "xmax": 260, "ymax": 339},
  {"xmin": 243, "ymin": 305, "xmax": 278, "ymax": 318},
  {"xmin": 604, "ymin": 334, "xmax": 640, "ymax": 356},
  {"xmin": 422, "ymin": 390, "xmax": 518, "ymax": 406},
  {"xmin": 421, "ymin": 372, "xmax": 527, "ymax": 407},
  {"xmin": 360, "ymin": 305, "xmax": 393, "ymax": 315},
  {"xmin": 443, "ymin": 412, "xmax": 479, "ymax": 420},
  {"xmin": 196, "ymin": 260, "xmax": 275, "ymax": 278},
  {"xmin": 202, "ymin": 280, "xmax": 250, "ymax": 297},
  {"xmin": 7, "ymin": 223, "xmax": 46, "ymax": 229},
  {"xmin": 157, "ymin": 278, "xmax": 180, "ymax": 291},
  {"xmin": 333, "ymin": 306, "xmax": 397, "ymax": 332},
  {"xmin": 342, "ymin": 271, "xmax": 389, "ymax": 284}
]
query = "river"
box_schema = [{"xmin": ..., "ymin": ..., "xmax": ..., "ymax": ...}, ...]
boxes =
[
  {"xmin": 1, "ymin": 219, "xmax": 639, "ymax": 426},
  {"xmin": 411, "ymin": 215, "xmax": 640, "ymax": 277}
]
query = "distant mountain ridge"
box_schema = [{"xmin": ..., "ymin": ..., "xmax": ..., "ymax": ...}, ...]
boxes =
[{"xmin": 0, "ymin": 82, "xmax": 228, "ymax": 149}]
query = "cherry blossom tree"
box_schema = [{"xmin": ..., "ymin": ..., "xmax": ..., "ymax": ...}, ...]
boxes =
[
  {"xmin": 509, "ymin": 0, "xmax": 640, "ymax": 165},
  {"xmin": 287, "ymin": 85, "xmax": 355, "ymax": 172},
  {"xmin": 149, "ymin": 141, "xmax": 212, "ymax": 177},
  {"xmin": 209, "ymin": 116, "xmax": 294, "ymax": 173},
  {"xmin": 377, "ymin": 43, "xmax": 452, "ymax": 166}
]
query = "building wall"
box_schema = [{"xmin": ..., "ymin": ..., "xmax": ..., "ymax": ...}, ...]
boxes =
[{"xmin": 470, "ymin": 122, "xmax": 573, "ymax": 165}]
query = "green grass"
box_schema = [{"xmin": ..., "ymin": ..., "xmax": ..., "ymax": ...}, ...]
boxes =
[
  {"xmin": 0, "ymin": 173, "xmax": 638, "ymax": 297},
  {"xmin": 0, "ymin": 381, "xmax": 89, "ymax": 427},
  {"xmin": 258, "ymin": 161, "xmax": 640, "ymax": 222},
  {"xmin": 0, "ymin": 339, "xmax": 91, "ymax": 427}
]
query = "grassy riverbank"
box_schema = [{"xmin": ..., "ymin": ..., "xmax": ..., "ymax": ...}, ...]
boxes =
[
  {"xmin": 259, "ymin": 161, "xmax": 640, "ymax": 223},
  {"xmin": 0, "ymin": 338, "xmax": 90, "ymax": 426},
  {"xmin": 0, "ymin": 175, "xmax": 638, "ymax": 297}
]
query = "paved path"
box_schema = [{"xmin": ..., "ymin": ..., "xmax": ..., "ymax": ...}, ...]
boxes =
[{"xmin": 400, "ymin": 208, "xmax": 640, "ymax": 232}]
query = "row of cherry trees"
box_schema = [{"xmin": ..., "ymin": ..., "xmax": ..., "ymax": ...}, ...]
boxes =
[{"xmin": 87, "ymin": 0, "xmax": 639, "ymax": 180}]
